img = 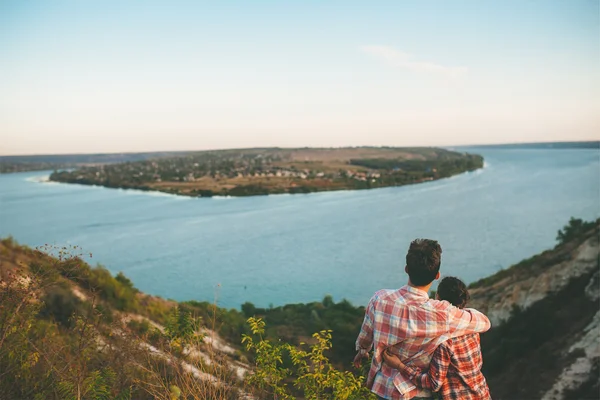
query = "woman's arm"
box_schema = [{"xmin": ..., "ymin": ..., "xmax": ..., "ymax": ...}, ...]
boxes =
[
  {"xmin": 382, "ymin": 345, "xmax": 451, "ymax": 392},
  {"xmin": 353, "ymin": 299, "xmax": 375, "ymax": 368}
]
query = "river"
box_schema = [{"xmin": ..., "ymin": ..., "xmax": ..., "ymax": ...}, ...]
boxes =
[{"xmin": 0, "ymin": 147, "xmax": 598, "ymax": 308}]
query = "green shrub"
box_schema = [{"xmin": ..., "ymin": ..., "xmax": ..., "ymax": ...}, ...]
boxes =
[
  {"xmin": 243, "ymin": 317, "xmax": 374, "ymax": 400},
  {"xmin": 556, "ymin": 217, "xmax": 598, "ymax": 245},
  {"xmin": 39, "ymin": 283, "xmax": 83, "ymax": 328},
  {"xmin": 127, "ymin": 319, "xmax": 151, "ymax": 336}
]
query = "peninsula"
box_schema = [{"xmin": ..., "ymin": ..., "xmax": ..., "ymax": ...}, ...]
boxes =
[{"xmin": 49, "ymin": 147, "xmax": 483, "ymax": 197}]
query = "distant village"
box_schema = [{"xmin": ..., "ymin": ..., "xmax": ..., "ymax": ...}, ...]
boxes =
[
  {"xmin": 49, "ymin": 148, "xmax": 482, "ymax": 196},
  {"xmin": 69, "ymin": 153, "xmax": 386, "ymax": 184}
]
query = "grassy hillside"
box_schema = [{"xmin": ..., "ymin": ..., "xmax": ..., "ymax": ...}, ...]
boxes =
[
  {"xmin": 0, "ymin": 239, "xmax": 372, "ymax": 399},
  {"xmin": 0, "ymin": 240, "xmax": 250, "ymax": 399},
  {"xmin": 1, "ymin": 217, "xmax": 597, "ymax": 399}
]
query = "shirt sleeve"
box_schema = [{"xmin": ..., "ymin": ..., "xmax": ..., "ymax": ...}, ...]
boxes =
[
  {"xmin": 402, "ymin": 343, "xmax": 451, "ymax": 392},
  {"xmin": 446, "ymin": 306, "xmax": 491, "ymax": 337},
  {"xmin": 355, "ymin": 296, "xmax": 376, "ymax": 351}
]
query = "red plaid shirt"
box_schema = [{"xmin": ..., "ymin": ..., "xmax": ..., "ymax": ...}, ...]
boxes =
[
  {"xmin": 401, "ymin": 333, "xmax": 491, "ymax": 400},
  {"xmin": 356, "ymin": 285, "xmax": 491, "ymax": 400}
]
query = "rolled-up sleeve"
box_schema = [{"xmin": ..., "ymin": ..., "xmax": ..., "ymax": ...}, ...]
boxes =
[
  {"xmin": 356, "ymin": 296, "xmax": 376, "ymax": 351},
  {"xmin": 447, "ymin": 307, "xmax": 491, "ymax": 337}
]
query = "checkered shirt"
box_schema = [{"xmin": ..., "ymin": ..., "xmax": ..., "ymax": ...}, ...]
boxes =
[
  {"xmin": 355, "ymin": 285, "xmax": 491, "ymax": 400},
  {"xmin": 402, "ymin": 333, "xmax": 492, "ymax": 400}
]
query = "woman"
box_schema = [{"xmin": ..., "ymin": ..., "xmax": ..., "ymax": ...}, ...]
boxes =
[{"xmin": 382, "ymin": 277, "xmax": 492, "ymax": 400}]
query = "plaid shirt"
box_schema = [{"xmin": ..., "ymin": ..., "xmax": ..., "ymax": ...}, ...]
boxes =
[
  {"xmin": 402, "ymin": 333, "xmax": 491, "ymax": 400},
  {"xmin": 355, "ymin": 285, "xmax": 491, "ymax": 400}
]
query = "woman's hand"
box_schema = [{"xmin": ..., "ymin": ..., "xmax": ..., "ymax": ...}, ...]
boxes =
[
  {"xmin": 382, "ymin": 348, "xmax": 406, "ymax": 371},
  {"xmin": 353, "ymin": 348, "xmax": 369, "ymax": 369}
]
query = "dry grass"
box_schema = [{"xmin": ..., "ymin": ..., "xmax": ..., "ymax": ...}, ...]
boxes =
[
  {"xmin": 147, "ymin": 176, "xmax": 346, "ymax": 194},
  {"xmin": 287, "ymin": 147, "xmax": 429, "ymax": 162},
  {"xmin": 142, "ymin": 147, "xmax": 448, "ymax": 195},
  {"xmin": 0, "ymin": 238, "xmax": 251, "ymax": 400}
]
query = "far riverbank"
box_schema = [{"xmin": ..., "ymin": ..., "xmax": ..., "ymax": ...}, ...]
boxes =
[{"xmin": 49, "ymin": 147, "xmax": 484, "ymax": 197}]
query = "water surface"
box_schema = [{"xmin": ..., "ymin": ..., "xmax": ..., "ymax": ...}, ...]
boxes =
[{"xmin": 1, "ymin": 148, "xmax": 598, "ymax": 308}]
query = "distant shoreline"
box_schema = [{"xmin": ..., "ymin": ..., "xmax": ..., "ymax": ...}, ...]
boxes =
[
  {"xmin": 1, "ymin": 141, "xmax": 597, "ymax": 175},
  {"xmin": 456, "ymin": 140, "xmax": 600, "ymax": 150},
  {"xmin": 46, "ymin": 147, "xmax": 484, "ymax": 198},
  {"xmin": 38, "ymin": 166, "xmax": 483, "ymax": 200}
]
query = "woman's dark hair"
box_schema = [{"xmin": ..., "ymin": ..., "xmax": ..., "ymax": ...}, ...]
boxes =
[{"xmin": 437, "ymin": 277, "xmax": 470, "ymax": 309}]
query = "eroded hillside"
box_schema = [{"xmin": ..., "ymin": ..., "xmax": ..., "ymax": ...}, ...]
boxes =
[
  {"xmin": 0, "ymin": 239, "xmax": 252, "ymax": 399},
  {"xmin": 470, "ymin": 221, "xmax": 599, "ymax": 400}
]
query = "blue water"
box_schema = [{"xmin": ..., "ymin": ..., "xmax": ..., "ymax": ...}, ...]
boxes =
[{"xmin": 0, "ymin": 148, "xmax": 598, "ymax": 309}]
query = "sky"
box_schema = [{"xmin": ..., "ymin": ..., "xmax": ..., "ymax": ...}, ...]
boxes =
[{"xmin": 1, "ymin": 0, "xmax": 599, "ymax": 155}]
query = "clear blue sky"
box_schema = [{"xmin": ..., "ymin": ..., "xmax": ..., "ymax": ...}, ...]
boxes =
[{"xmin": 1, "ymin": 0, "xmax": 598, "ymax": 155}]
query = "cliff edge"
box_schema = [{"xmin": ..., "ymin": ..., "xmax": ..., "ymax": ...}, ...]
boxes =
[{"xmin": 468, "ymin": 221, "xmax": 599, "ymax": 400}]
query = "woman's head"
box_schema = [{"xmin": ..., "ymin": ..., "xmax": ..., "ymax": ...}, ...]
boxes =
[{"xmin": 436, "ymin": 277, "xmax": 470, "ymax": 309}]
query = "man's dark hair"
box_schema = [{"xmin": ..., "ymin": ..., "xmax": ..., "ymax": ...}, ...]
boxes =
[
  {"xmin": 437, "ymin": 277, "xmax": 470, "ymax": 309},
  {"xmin": 405, "ymin": 239, "xmax": 442, "ymax": 286}
]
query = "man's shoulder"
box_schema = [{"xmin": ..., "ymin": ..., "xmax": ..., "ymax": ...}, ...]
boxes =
[
  {"xmin": 370, "ymin": 288, "xmax": 407, "ymax": 305},
  {"xmin": 368, "ymin": 288, "xmax": 471, "ymax": 319},
  {"xmin": 372, "ymin": 288, "xmax": 398, "ymax": 299},
  {"xmin": 370, "ymin": 288, "xmax": 451, "ymax": 306}
]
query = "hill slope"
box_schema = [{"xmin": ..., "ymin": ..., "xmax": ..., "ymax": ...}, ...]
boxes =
[
  {"xmin": 1, "ymin": 218, "xmax": 598, "ymax": 399},
  {"xmin": 470, "ymin": 220, "xmax": 599, "ymax": 399}
]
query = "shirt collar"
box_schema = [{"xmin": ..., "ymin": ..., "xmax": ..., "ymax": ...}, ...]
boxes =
[{"xmin": 401, "ymin": 284, "xmax": 431, "ymax": 300}]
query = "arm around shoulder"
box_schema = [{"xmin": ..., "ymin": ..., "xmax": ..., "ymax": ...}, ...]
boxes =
[
  {"xmin": 448, "ymin": 306, "xmax": 491, "ymax": 336},
  {"xmin": 465, "ymin": 307, "xmax": 491, "ymax": 332}
]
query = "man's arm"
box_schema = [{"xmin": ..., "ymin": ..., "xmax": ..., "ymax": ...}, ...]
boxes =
[
  {"xmin": 383, "ymin": 344, "xmax": 451, "ymax": 392},
  {"xmin": 445, "ymin": 305, "xmax": 491, "ymax": 337},
  {"xmin": 353, "ymin": 298, "xmax": 375, "ymax": 368}
]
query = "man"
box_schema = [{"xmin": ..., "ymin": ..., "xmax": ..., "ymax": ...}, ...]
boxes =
[
  {"xmin": 382, "ymin": 277, "xmax": 492, "ymax": 400},
  {"xmin": 353, "ymin": 239, "xmax": 491, "ymax": 400}
]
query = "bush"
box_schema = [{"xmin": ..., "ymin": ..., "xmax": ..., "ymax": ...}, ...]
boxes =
[
  {"xmin": 242, "ymin": 317, "xmax": 374, "ymax": 399},
  {"xmin": 127, "ymin": 319, "xmax": 151, "ymax": 336},
  {"xmin": 556, "ymin": 217, "xmax": 597, "ymax": 245},
  {"xmin": 39, "ymin": 283, "xmax": 83, "ymax": 328}
]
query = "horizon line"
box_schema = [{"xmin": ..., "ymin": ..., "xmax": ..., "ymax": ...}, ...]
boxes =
[{"xmin": 1, "ymin": 139, "xmax": 599, "ymax": 158}]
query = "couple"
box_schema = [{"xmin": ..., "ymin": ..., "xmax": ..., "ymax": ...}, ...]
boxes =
[{"xmin": 353, "ymin": 239, "xmax": 492, "ymax": 400}]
